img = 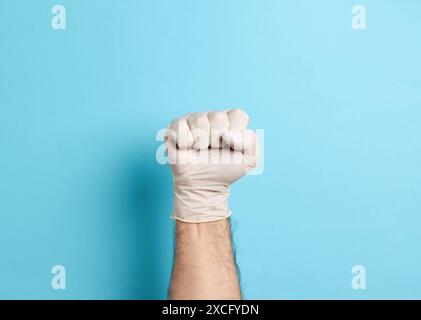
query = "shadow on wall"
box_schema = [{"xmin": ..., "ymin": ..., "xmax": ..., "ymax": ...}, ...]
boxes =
[{"xmin": 120, "ymin": 147, "xmax": 173, "ymax": 299}]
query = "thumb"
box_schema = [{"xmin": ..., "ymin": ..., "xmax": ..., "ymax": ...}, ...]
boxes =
[
  {"xmin": 222, "ymin": 129, "xmax": 259, "ymax": 170},
  {"xmin": 222, "ymin": 129, "xmax": 254, "ymax": 152}
]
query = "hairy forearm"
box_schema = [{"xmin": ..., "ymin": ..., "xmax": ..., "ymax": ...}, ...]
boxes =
[{"xmin": 169, "ymin": 218, "xmax": 241, "ymax": 300}]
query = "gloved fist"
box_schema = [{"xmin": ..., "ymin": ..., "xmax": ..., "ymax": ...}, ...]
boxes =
[{"xmin": 166, "ymin": 109, "xmax": 260, "ymax": 223}]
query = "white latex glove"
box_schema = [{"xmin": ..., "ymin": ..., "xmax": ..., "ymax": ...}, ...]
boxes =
[{"xmin": 166, "ymin": 109, "xmax": 260, "ymax": 223}]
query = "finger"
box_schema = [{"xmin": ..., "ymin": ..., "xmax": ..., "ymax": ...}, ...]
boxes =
[
  {"xmin": 227, "ymin": 109, "xmax": 249, "ymax": 130},
  {"xmin": 169, "ymin": 117, "xmax": 194, "ymax": 149},
  {"xmin": 208, "ymin": 111, "xmax": 230, "ymax": 149},
  {"xmin": 186, "ymin": 112, "xmax": 210, "ymax": 150}
]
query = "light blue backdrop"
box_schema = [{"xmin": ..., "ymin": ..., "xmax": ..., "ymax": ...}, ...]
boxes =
[{"xmin": 1, "ymin": 0, "xmax": 420, "ymax": 299}]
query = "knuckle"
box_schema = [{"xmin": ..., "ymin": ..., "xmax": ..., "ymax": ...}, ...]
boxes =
[{"xmin": 229, "ymin": 109, "xmax": 249, "ymax": 119}]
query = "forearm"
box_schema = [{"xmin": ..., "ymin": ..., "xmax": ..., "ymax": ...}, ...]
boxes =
[{"xmin": 169, "ymin": 218, "xmax": 242, "ymax": 300}]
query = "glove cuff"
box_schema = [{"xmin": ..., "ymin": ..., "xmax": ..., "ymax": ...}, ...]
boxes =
[{"xmin": 171, "ymin": 183, "xmax": 231, "ymax": 223}]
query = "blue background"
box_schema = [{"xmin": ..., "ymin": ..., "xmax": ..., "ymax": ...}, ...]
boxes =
[{"xmin": 1, "ymin": 0, "xmax": 420, "ymax": 299}]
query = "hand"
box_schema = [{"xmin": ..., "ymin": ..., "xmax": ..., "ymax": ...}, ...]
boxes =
[{"xmin": 166, "ymin": 109, "xmax": 260, "ymax": 223}]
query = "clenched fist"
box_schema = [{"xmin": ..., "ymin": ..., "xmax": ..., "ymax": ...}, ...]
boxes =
[{"xmin": 166, "ymin": 109, "xmax": 260, "ymax": 223}]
